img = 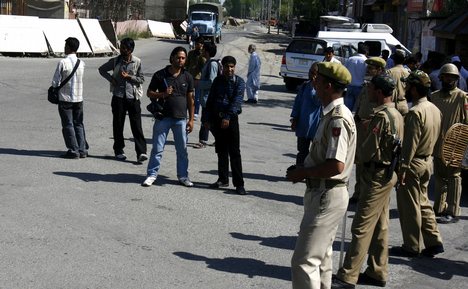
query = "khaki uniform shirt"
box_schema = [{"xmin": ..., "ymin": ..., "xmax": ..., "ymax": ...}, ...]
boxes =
[
  {"xmin": 431, "ymin": 88, "xmax": 468, "ymax": 158},
  {"xmin": 356, "ymin": 83, "xmax": 378, "ymax": 120},
  {"xmin": 400, "ymin": 97, "xmax": 442, "ymax": 170},
  {"xmin": 387, "ymin": 65, "xmax": 410, "ymax": 114},
  {"xmin": 360, "ymin": 103, "xmax": 404, "ymax": 165},
  {"xmin": 304, "ymin": 98, "xmax": 356, "ymax": 183}
]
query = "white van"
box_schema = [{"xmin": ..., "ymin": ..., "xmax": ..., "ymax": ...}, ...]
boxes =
[{"xmin": 317, "ymin": 23, "xmax": 410, "ymax": 57}]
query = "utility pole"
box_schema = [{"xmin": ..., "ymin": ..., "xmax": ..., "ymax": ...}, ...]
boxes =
[
  {"xmin": 277, "ymin": 0, "xmax": 281, "ymax": 34},
  {"xmin": 267, "ymin": 0, "xmax": 271, "ymax": 33}
]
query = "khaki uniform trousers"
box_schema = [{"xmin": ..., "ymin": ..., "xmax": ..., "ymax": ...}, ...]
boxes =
[
  {"xmin": 396, "ymin": 157, "xmax": 443, "ymax": 253},
  {"xmin": 433, "ymin": 157, "xmax": 462, "ymax": 217},
  {"xmin": 337, "ymin": 167, "xmax": 396, "ymax": 284},
  {"xmin": 292, "ymin": 185, "xmax": 348, "ymax": 289}
]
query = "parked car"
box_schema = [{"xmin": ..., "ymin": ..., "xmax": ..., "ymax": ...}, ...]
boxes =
[{"xmin": 279, "ymin": 37, "xmax": 355, "ymax": 91}]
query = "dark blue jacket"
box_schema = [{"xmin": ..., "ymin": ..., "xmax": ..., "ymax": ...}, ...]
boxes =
[{"xmin": 204, "ymin": 75, "xmax": 245, "ymax": 122}]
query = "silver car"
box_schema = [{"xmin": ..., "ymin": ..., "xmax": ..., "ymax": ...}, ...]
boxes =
[{"xmin": 279, "ymin": 37, "xmax": 355, "ymax": 91}]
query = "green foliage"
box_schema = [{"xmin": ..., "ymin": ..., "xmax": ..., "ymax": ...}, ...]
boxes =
[
  {"xmin": 430, "ymin": 0, "xmax": 468, "ymax": 17},
  {"xmin": 118, "ymin": 30, "xmax": 152, "ymax": 40}
]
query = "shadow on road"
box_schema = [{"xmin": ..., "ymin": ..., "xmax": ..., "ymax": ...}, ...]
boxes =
[
  {"xmin": 173, "ymin": 251, "xmax": 291, "ymax": 281},
  {"xmin": 389, "ymin": 256, "xmax": 468, "ymax": 280},
  {"xmin": 229, "ymin": 232, "xmax": 350, "ymax": 252},
  {"xmin": 0, "ymin": 148, "xmax": 59, "ymax": 158},
  {"xmin": 246, "ymin": 190, "xmax": 302, "ymax": 206}
]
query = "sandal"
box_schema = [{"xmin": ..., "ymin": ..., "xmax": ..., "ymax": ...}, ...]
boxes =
[{"xmin": 193, "ymin": 142, "xmax": 207, "ymax": 149}]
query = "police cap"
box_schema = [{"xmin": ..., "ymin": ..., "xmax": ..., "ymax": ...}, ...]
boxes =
[
  {"xmin": 317, "ymin": 62, "xmax": 352, "ymax": 85},
  {"xmin": 401, "ymin": 70, "xmax": 431, "ymax": 88}
]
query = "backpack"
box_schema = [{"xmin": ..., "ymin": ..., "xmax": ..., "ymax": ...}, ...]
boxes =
[{"xmin": 205, "ymin": 58, "xmax": 223, "ymax": 79}]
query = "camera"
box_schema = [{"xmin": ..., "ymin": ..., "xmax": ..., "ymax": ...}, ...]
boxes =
[{"xmin": 147, "ymin": 101, "xmax": 164, "ymax": 120}]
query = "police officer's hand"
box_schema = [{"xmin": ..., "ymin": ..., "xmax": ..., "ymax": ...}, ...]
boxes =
[
  {"xmin": 186, "ymin": 119, "xmax": 194, "ymax": 133},
  {"xmin": 286, "ymin": 167, "xmax": 305, "ymax": 183},
  {"xmin": 398, "ymin": 171, "xmax": 406, "ymax": 187},
  {"xmin": 221, "ymin": 119, "xmax": 230, "ymax": 129}
]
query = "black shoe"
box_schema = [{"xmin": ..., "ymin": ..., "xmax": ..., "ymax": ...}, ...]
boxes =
[
  {"xmin": 437, "ymin": 215, "xmax": 459, "ymax": 224},
  {"xmin": 209, "ymin": 180, "xmax": 229, "ymax": 188},
  {"xmin": 61, "ymin": 151, "xmax": 79, "ymax": 159},
  {"xmin": 244, "ymin": 99, "xmax": 257, "ymax": 104},
  {"xmin": 79, "ymin": 151, "xmax": 88, "ymax": 158},
  {"xmin": 421, "ymin": 244, "xmax": 444, "ymax": 257},
  {"xmin": 358, "ymin": 273, "xmax": 386, "ymax": 287},
  {"xmin": 236, "ymin": 186, "xmax": 247, "ymax": 195},
  {"xmin": 331, "ymin": 275, "xmax": 355, "ymax": 289},
  {"xmin": 389, "ymin": 246, "xmax": 419, "ymax": 258}
]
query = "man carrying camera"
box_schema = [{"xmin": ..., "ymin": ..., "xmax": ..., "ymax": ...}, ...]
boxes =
[
  {"xmin": 142, "ymin": 47, "xmax": 195, "ymax": 187},
  {"xmin": 332, "ymin": 75, "xmax": 403, "ymax": 289}
]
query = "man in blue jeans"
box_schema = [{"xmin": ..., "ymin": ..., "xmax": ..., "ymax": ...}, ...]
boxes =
[
  {"xmin": 51, "ymin": 37, "xmax": 88, "ymax": 159},
  {"xmin": 142, "ymin": 46, "xmax": 195, "ymax": 187}
]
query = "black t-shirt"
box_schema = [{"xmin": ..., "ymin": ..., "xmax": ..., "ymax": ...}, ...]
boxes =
[{"xmin": 148, "ymin": 66, "xmax": 194, "ymax": 119}]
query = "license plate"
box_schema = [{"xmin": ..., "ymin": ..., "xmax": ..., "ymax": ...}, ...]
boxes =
[{"xmin": 298, "ymin": 59, "xmax": 309, "ymax": 66}]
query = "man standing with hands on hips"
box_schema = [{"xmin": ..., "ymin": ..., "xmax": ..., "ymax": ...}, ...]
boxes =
[
  {"xmin": 287, "ymin": 62, "xmax": 356, "ymax": 289},
  {"xmin": 142, "ymin": 46, "xmax": 195, "ymax": 188}
]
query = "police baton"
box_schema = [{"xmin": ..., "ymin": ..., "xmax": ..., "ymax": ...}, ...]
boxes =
[{"xmin": 339, "ymin": 210, "xmax": 347, "ymax": 267}]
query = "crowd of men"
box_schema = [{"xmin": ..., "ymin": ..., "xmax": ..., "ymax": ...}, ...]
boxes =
[
  {"xmin": 50, "ymin": 36, "xmax": 466, "ymax": 289},
  {"xmin": 287, "ymin": 42, "xmax": 467, "ymax": 289},
  {"xmin": 51, "ymin": 36, "xmax": 261, "ymax": 195}
]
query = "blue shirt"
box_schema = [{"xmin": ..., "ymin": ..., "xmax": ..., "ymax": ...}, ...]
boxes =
[{"xmin": 290, "ymin": 81, "xmax": 322, "ymax": 139}]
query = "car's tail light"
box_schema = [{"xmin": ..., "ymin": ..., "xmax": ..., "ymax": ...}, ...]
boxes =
[{"xmin": 281, "ymin": 55, "xmax": 286, "ymax": 65}]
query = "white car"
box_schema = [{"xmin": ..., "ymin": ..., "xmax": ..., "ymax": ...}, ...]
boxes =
[{"xmin": 279, "ymin": 37, "xmax": 355, "ymax": 91}]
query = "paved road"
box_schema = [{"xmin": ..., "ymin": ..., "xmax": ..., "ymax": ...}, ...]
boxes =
[{"xmin": 0, "ymin": 22, "xmax": 466, "ymax": 289}]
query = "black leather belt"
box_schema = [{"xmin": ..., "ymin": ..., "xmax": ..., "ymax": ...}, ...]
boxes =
[
  {"xmin": 363, "ymin": 162, "xmax": 390, "ymax": 169},
  {"xmin": 414, "ymin": 155, "xmax": 430, "ymax": 159},
  {"xmin": 306, "ymin": 179, "xmax": 347, "ymax": 189}
]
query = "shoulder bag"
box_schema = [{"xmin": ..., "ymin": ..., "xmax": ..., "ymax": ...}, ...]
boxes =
[{"xmin": 48, "ymin": 59, "xmax": 81, "ymax": 104}]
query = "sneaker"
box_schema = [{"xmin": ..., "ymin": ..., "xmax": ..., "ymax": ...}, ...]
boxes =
[
  {"xmin": 115, "ymin": 153, "xmax": 127, "ymax": 161},
  {"xmin": 421, "ymin": 244, "xmax": 444, "ymax": 257},
  {"xmin": 209, "ymin": 180, "xmax": 229, "ymax": 188},
  {"xmin": 142, "ymin": 176, "xmax": 157, "ymax": 187},
  {"xmin": 137, "ymin": 153, "xmax": 148, "ymax": 163},
  {"xmin": 61, "ymin": 150, "xmax": 79, "ymax": 159},
  {"xmin": 79, "ymin": 151, "xmax": 88, "ymax": 158},
  {"xmin": 179, "ymin": 177, "xmax": 194, "ymax": 187},
  {"xmin": 244, "ymin": 99, "xmax": 258, "ymax": 104},
  {"xmin": 331, "ymin": 275, "xmax": 355, "ymax": 289},
  {"xmin": 236, "ymin": 186, "xmax": 247, "ymax": 195},
  {"xmin": 437, "ymin": 215, "xmax": 459, "ymax": 224},
  {"xmin": 358, "ymin": 273, "xmax": 386, "ymax": 287}
]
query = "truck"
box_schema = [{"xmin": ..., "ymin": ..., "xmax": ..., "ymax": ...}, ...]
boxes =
[{"xmin": 186, "ymin": 3, "xmax": 223, "ymax": 44}]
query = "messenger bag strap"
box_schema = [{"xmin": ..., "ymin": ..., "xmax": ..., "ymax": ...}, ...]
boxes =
[{"xmin": 57, "ymin": 59, "xmax": 81, "ymax": 90}]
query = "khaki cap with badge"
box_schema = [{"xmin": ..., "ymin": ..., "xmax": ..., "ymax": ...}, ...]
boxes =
[
  {"xmin": 317, "ymin": 62, "xmax": 352, "ymax": 85},
  {"xmin": 401, "ymin": 70, "xmax": 431, "ymax": 88},
  {"xmin": 365, "ymin": 57, "xmax": 386, "ymax": 69},
  {"xmin": 371, "ymin": 74, "xmax": 396, "ymax": 96}
]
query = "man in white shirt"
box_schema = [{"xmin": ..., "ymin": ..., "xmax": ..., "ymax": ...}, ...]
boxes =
[
  {"xmin": 345, "ymin": 42, "xmax": 368, "ymax": 111},
  {"xmin": 323, "ymin": 47, "xmax": 342, "ymax": 63},
  {"xmin": 51, "ymin": 37, "xmax": 87, "ymax": 159}
]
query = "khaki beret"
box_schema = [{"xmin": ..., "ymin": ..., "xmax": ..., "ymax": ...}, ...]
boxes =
[
  {"xmin": 317, "ymin": 62, "xmax": 352, "ymax": 85},
  {"xmin": 371, "ymin": 74, "xmax": 395, "ymax": 96},
  {"xmin": 401, "ymin": 70, "xmax": 431, "ymax": 88},
  {"xmin": 365, "ymin": 57, "xmax": 386, "ymax": 68},
  {"xmin": 395, "ymin": 49, "xmax": 406, "ymax": 58}
]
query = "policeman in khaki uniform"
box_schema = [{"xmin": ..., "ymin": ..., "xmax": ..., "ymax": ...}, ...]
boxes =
[
  {"xmin": 332, "ymin": 75, "xmax": 403, "ymax": 289},
  {"xmin": 431, "ymin": 63, "xmax": 468, "ymax": 224},
  {"xmin": 387, "ymin": 49, "xmax": 410, "ymax": 115},
  {"xmin": 391, "ymin": 70, "xmax": 445, "ymax": 257},
  {"xmin": 286, "ymin": 62, "xmax": 356, "ymax": 289},
  {"xmin": 352, "ymin": 57, "xmax": 387, "ymax": 203}
]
